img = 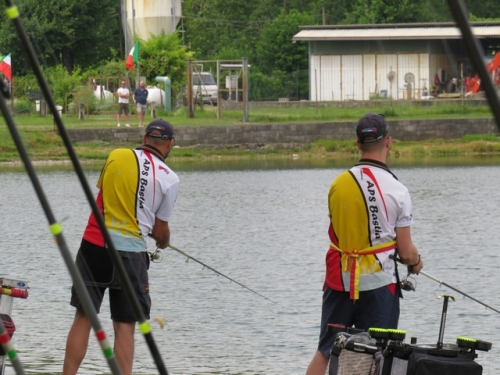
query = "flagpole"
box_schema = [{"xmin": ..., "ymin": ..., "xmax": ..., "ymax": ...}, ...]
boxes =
[
  {"xmin": 131, "ymin": 0, "xmax": 135, "ymax": 46},
  {"xmin": 11, "ymin": 53, "xmax": 13, "ymax": 112},
  {"xmin": 136, "ymin": 61, "xmax": 140, "ymax": 90},
  {"xmin": 9, "ymin": 55, "xmax": 13, "ymax": 112},
  {"xmin": 10, "ymin": 78, "xmax": 13, "ymax": 113},
  {"xmin": 132, "ymin": 0, "xmax": 137, "ymax": 90}
]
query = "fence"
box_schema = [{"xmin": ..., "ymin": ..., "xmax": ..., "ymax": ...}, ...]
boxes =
[{"xmin": 247, "ymin": 70, "xmax": 309, "ymax": 102}]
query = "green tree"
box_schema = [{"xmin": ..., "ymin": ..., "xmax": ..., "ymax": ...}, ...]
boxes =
[
  {"xmin": 2, "ymin": 0, "xmax": 494, "ymax": 101},
  {"xmin": 345, "ymin": 0, "xmax": 431, "ymax": 24},
  {"xmin": 133, "ymin": 32, "xmax": 193, "ymax": 107},
  {"xmin": 0, "ymin": 0, "xmax": 120, "ymax": 75},
  {"xmin": 464, "ymin": 0, "xmax": 499, "ymax": 19},
  {"xmin": 307, "ymin": 0, "xmax": 356, "ymax": 25},
  {"xmin": 256, "ymin": 9, "xmax": 313, "ymax": 74},
  {"xmin": 183, "ymin": 0, "xmax": 253, "ymax": 59}
]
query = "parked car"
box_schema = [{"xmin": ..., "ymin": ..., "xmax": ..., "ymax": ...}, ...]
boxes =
[{"xmin": 193, "ymin": 71, "xmax": 218, "ymax": 104}]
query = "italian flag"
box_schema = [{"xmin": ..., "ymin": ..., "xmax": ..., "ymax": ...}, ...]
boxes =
[
  {"xmin": 0, "ymin": 53, "xmax": 12, "ymax": 81},
  {"xmin": 125, "ymin": 42, "xmax": 139, "ymax": 71}
]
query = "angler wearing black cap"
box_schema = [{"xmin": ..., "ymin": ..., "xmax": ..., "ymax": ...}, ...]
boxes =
[
  {"xmin": 64, "ymin": 119, "xmax": 179, "ymax": 375},
  {"xmin": 140, "ymin": 118, "xmax": 177, "ymax": 159},
  {"xmin": 306, "ymin": 113, "xmax": 422, "ymax": 375}
]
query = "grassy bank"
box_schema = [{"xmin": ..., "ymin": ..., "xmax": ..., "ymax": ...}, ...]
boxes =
[
  {"xmin": 2, "ymin": 100, "xmax": 495, "ymax": 129},
  {"xmin": 2, "ymin": 132, "xmax": 500, "ymax": 166},
  {"xmin": 1, "ymin": 102, "xmax": 499, "ymax": 164}
]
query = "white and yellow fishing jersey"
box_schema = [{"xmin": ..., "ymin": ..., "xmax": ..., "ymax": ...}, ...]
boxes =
[
  {"xmin": 83, "ymin": 147, "xmax": 179, "ymax": 251},
  {"xmin": 325, "ymin": 159, "xmax": 413, "ymax": 299}
]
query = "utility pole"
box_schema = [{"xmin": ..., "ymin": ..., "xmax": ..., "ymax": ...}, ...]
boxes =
[
  {"xmin": 131, "ymin": 0, "xmax": 135, "ymax": 42},
  {"xmin": 172, "ymin": 0, "xmax": 176, "ymax": 32},
  {"xmin": 122, "ymin": 0, "xmax": 128, "ymax": 56}
]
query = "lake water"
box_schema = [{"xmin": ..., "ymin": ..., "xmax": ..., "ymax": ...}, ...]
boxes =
[{"xmin": 2, "ymin": 157, "xmax": 500, "ymax": 374}]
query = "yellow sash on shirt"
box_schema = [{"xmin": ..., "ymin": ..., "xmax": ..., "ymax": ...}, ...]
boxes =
[{"xmin": 329, "ymin": 240, "xmax": 396, "ymax": 300}]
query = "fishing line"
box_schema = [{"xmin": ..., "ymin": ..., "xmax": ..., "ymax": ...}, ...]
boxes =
[
  {"xmin": 170, "ymin": 244, "xmax": 276, "ymax": 303},
  {"xmin": 2, "ymin": 1, "xmax": 168, "ymax": 374},
  {"xmin": 418, "ymin": 270, "xmax": 500, "ymax": 314},
  {"xmin": 392, "ymin": 256, "xmax": 500, "ymax": 314},
  {"xmin": 148, "ymin": 236, "xmax": 276, "ymax": 304}
]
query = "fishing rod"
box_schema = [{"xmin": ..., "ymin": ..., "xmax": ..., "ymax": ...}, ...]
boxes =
[
  {"xmin": 0, "ymin": 51, "xmax": 123, "ymax": 375},
  {"xmin": 420, "ymin": 271, "xmax": 500, "ymax": 314},
  {"xmin": 0, "ymin": 81, "xmax": 121, "ymax": 374},
  {"xmin": 0, "ymin": 318, "xmax": 25, "ymax": 375},
  {"xmin": 0, "ymin": 280, "xmax": 28, "ymax": 375},
  {"xmin": 392, "ymin": 256, "xmax": 500, "ymax": 314},
  {"xmin": 2, "ymin": 2, "xmax": 168, "ymax": 374},
  {"xmin": 447, "ymin": 0, "xmax": 500, "ymax": 132},
  {"xmin": 148, "ymin": 237, "xmax": 276, "ymax": 303}
]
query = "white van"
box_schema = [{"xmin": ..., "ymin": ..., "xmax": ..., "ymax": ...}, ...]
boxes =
[{"xmin": 192, "ymin": 71, "xmax": 218, "ymax": 104}]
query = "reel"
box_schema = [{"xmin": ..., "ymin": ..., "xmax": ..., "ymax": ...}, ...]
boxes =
[
  {"xmin": 148, "ymin": 248, "xmax": 164, "ymax": 263},
  {"xmin": 400, "ymin": 273, "xmax": 417, "ymax": 291}
]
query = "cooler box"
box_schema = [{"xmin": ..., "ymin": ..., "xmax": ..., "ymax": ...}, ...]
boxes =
[
  {"xmin": 406, "ymin": 350, "xmax": 482, "ymax": 375},
  {"xmin": 381, "ymin": 341, "xmax": 487, "ymax": 375}
]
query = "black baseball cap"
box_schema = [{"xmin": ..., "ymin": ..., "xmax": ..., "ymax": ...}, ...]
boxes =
[
  {"xmin": 145, "ymin": 119, "xmax": 175, "ymax": 140},
  {"xmin": 356, "ymin": 113, "xmax": 388, "ymax": 144}
]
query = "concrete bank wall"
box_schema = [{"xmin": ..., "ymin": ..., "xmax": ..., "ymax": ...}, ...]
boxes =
[{"xmin": 65, "ymin": 118, "xmax": 498, "ymax": 149}]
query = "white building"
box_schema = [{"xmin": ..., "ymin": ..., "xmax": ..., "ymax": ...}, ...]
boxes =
[{"xmin": 293, "ymin": 22, "xmax": 500, "ymax": 101}]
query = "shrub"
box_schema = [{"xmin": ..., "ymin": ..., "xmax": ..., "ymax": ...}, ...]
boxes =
[{"xmin": 14, "ymin": 99, "xmax": 33, "ymax": 115}]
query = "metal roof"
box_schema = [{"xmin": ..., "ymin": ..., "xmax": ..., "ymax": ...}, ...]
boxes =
[{"xmin": 293, "ymin": 22, "xmax": 500, "ymax": 41}]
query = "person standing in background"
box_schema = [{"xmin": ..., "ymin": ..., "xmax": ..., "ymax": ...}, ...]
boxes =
[
  {"xmin": 116, "ymin": 80, "xmax": 130, "ymax": 127},
  {"xmin": 306, "ymin": 112, "xmax": 423, "ymax": 375},
  {"xmin": 63, "ymin": 119, "xmax": 179, "ymax": 375},
  {"xmin": 134, "ymin": 81, "xmax": 149, "ymax": 127}
]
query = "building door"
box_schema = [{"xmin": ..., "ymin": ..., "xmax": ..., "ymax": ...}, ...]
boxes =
[
  {"xmin": 341, "ymin": 55, "xmax": 363, "ymax": 100},
  {"xmin": 310, "ymin": 55, "xmax": 341, "ymax": 101}
]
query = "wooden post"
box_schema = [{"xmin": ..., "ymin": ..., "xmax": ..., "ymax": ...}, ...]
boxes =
[
  {"xmin": 216, "ymin": 60, "xmax": 221, "ymax": 119},
  {"xmin": 242, "ymin": 57, "xmax": 249, "ymax": 123},
  {"xmin": 187, "ymin": 60, "xmax": 194, "ymax": 118}
]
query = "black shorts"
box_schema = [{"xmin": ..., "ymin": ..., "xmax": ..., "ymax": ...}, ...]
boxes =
[
  {"xmin": 70, "ymin": 239, "xmax": 151, "ymax": 322},
  {"xmin": 317, "ymin": 285, "xmax": 400, "ymax": 357},
  {"xmin": 118, "ymin": 103, "xmax": 129, "ymax": 115}
]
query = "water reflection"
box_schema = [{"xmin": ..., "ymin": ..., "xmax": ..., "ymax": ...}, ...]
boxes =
[{"xmin": 2, "ymin": 153, "xmax": 500, "ymax": 174}]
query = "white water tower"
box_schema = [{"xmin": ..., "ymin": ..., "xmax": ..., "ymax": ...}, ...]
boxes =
[{"xmin": 121, "ymin": 0, "xmax": 182, "ymax": 52}]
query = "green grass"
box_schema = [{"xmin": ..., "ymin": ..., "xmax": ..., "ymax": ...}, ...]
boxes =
[
  {"xmin": 308, "ymin": 139, "xmax": 358, "ymax": 153},
  {"xmin": 460, "ymin": 133, "xmax": 500, "ymax": 142},
  {"xmin": 1, "ymin": 100, "xmax": 494, "ymax": 129},
  {"xmin": 308, "ymin": 132, "xmax": 500, "ymax": 161}
]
